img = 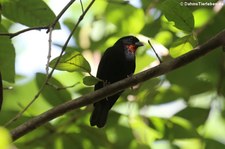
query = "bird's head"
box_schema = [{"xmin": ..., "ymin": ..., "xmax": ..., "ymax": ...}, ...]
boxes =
[{"xmin": 115, "ymin": 36, "xmax": 144, "ymax": 54}]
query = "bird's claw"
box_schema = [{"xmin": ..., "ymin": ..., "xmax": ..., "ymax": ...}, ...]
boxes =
[
  {"xmin": 103, "ymin": 80, "xmax": 110, "ymax": 87},
  {"xmin": 127, "ymin": 74, "xmax": 134, "ymax": 90}
]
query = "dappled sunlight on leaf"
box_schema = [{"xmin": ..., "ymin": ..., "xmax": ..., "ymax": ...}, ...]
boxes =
[
  {"xmin": 0, "ymin": 127, "xmax": 12, "ymax": 149},
  {"xmin": 129, "ymin": 116, "xmax": 162, "ymax": 147},
  {"xmin": 49, "ymin": 51, "xmax": 91, "ymax": 73},
  {"xmin": 160, "ymin": 0, "xmax": 194, "ymax": 32},
  {"xmin": 170, "ymin": 34, "xmax": 198, "ymax": 58},
  {"xmin": 1, "ymin": 0, "xmax": 60, "ymax": 28}
]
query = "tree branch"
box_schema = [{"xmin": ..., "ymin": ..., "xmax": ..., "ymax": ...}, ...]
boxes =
[
  {"xmin": 10, "ymin": 29, "xmax": 225, "ymax": 141},
  {"xmin": 0, "ymin": 26, "xmax": 49, "ymax": 38}
]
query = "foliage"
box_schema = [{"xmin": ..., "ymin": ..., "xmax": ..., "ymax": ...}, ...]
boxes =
[
  {"xmin": 0, "ymin": 127, "xmax": 12, "ymax": 149},
  {"xmin": 49, "ymin": 51, "xmax": 91, "ymax": 73},
  {"xmin": 0, "ymin": 0, "xmax": 225, "ymax": 149}
]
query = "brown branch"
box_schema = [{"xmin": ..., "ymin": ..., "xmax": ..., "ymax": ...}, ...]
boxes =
[
  {"xmin": 0, "ymin": 26, "xmax": 49, "ymax": 38},
  {"xmin": 10, "ymin": 29, "xmax": 225, "ymax": 141}
]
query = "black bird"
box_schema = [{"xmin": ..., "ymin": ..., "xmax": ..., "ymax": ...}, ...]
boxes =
[{"xmin": 90, "ymin": 36, "xmax": 143, "ymax": 128}]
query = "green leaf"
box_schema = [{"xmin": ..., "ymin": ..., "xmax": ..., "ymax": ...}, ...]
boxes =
[
  {"xmin": 134, "ymin": 78, "xmax": 161, "ymax": 105},
  {"xmin": 0, "ymin": 24, "xmax": 15, "ymax": 83},
  {"xmin": 167, "ymin": 50, "xmax": 222, "ymax": 97},
  {"xmin": 166, "ymin": 117, "xmax": 199, "ymax": 139},
  {"xmin": 0, "ymin": 110, "xmax": 30, "ymax": 126},
  {"xmin": 83, "ymin": 76, "xmax": 99, "ymax": 86},
  {"xmin": 35, "ymin": 73, "xmax": 71, "ymax": 106},
  {"xmin": 175, "ymin": 107, "xmax": 210, "ymax": 127},
  {"xmin": 0, "ymin": 72, "xmax": 3, "ymax": 111},
  {"xmin": 105, "ymin": 4, "xmax": 145, "ymax": 34},
  {"xmin": 205, "ymin": 139, "xmax": 225, "ymax": 149},
  {"xmin": 0, "ymin": 127, "xmax": 12, "ymax": 149},
  {"xmin": 170, "ymin": 34, "xmax": 198, "ymax": 58},
  {"xmin": 49, "ymin": 51, "xmax": 91, "ymax": 73},
  {"xmin": 0, "ymin": 0, "xmax": 9, "ymax": 3},
  {"xmin": 193, "ymin": 8, "xmax": 214, "ymax": 28},
  {"xmin": 161, "ymin": 86, "xmax": 188, "ymax": 102},
  {"xmin": 154, "ymin": 31, "xmax": 173, "ymax": 46},
  {"xmin": 2, "ymin": 0, "xmax": 60, "ymax": 28},
  {"xmin": 160, "ymin": 0, "xmax": 194, "ymax": 32},
  {"xmin": 135, "ymin": 53, "xmax": 155, "ymax": 73},
  {"xmin": 130, "ymin": 116, "xmax": 162, "ymax": 146}
]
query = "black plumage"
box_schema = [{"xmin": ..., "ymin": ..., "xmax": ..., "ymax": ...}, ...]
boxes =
[{"xmin": 90, "ymin": 36, "xmax": 143, "ymax": 128}]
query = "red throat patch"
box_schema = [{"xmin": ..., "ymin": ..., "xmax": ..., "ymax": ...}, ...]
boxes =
[{"xmin": 126, "ymin": 45, "xmax": 137, "ymax": 53}]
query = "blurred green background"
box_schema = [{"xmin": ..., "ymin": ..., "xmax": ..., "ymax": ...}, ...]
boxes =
[{"xmin": 0, "ymin": 0, "xmax": 225, "ymax": 148}]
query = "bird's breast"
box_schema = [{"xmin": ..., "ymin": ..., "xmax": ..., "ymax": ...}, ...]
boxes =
[
  {"xmin": 124, "ymin": 49, "xmax": 135, "ymax": 61},
  {"xmin": 96, "ymin": 46, "xmax": 136, "ymax": 84}
]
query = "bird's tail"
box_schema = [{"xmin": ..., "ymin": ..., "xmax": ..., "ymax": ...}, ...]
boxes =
[
  {"xmin": 90, "ymin": 103, "xmax": 109, "ymax": 128},
  {"xmin": 90, "ymin": 92, "xmax": 122, "ymax": 128}
]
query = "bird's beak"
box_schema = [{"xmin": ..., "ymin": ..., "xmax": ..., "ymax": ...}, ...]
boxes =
[
  {"xmin": 135, "ymin": 41, "xmax": 144, "ymax": 47},
  {"xmin": 126, "ymin": 41, "xmax": 144, "ymax": 54}
]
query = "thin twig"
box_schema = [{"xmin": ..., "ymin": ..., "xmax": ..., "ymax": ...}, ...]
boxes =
[
  {"xmin": 4, "ymin": 82, "xmax": 46, "ymax": 126},
  {"xmin": 80, "ymin": 0, "xmax": 84, "ymax": 13},
  {"xmin": 0, "ymin": 26, "xmax": 49, "ymax": 38},
  {"xmin": 148, "ymin": 39, "xmax": 162, "ymax": 63},
  {"xmin": 46, "ymin": 27, "xmax": 53, "ymax": 75},
  {"xmin": 46, "ymin": 0, "xmax": 76, "ymax": 33},
  {"xmin": 46, "ymin": 82, "xmax": 80, "ymax": 90},
  {"xmin": 4, "ymin": 0, "xmax": 96, "ymax": 127},
  {"xmin": 10, "ymin": 29, "xmax": 225, "ymax": 141},
  {"xmin": 107, "ymin": 0, "xmax": 129, "ymax": 5}
]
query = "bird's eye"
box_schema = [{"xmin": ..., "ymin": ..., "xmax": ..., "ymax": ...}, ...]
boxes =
[
  {"xmin": 123, "ymin": 36, "xmax": 136, "ymax": 45},
  {"xmin": 129, "ymin": 37, "xmax": 133, "ymax": 42}
]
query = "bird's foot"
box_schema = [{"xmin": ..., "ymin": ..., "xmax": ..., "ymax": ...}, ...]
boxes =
[
  {"xmin": 103, "ymin": 80, "xmax": 110, "ymax": 87},
  {"xmin": 127, "ymin": 74, "xmax": 134, "ymax": 90}
]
